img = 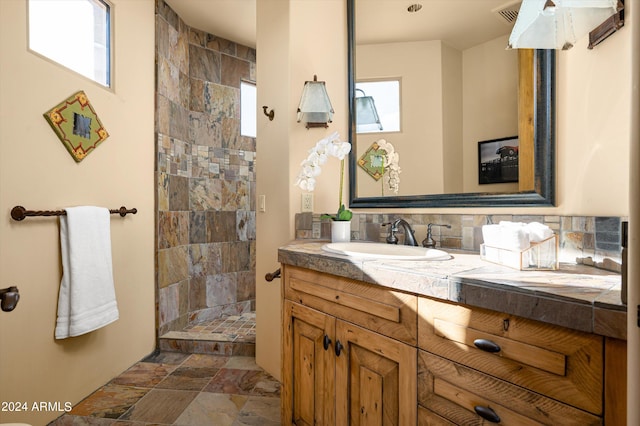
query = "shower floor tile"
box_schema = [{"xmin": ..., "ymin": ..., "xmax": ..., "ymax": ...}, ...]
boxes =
[
  {"xmin": 174, "ymin": 312, "xmax": 256, "ymax": 342},
  {"xmin": 159, "ymin": 312, "xmax": 256, "ymax": 356}
]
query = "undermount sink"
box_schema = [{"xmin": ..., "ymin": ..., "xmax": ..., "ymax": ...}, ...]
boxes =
[{"xmin": 322, "ymin": 242, "xmax": 451, "ymax": 261}]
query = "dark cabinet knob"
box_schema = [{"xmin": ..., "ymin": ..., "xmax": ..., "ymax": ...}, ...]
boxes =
[
  {"xmin": 473, "ymin": 338, "xmax": 501, "ymax": 353},
  {"xmin": 335, "ymin": 340, "xmax": 344, "ymax": 356},
  {"xmin": 323, "ymin": 334, "xmax": 332, "ymax": 351},
  {"xmin": 474, "ymin": 405, "xmax": 500, "ymax": 423}
]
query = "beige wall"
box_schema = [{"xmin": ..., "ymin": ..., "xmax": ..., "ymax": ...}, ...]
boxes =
[
  {"xmin": 255, "ymin": 0, "xmax": 348, "ymax": 379},
  {"xmin": 462, "ymin": 35, "xmax": 519, "ymax": 193},
  {"xmin": 442, "ymin": 43, "xmax": 463, "ymax": 194},
  {"xmin": 255, "ymin": 0, "xmax": 290, "ymax": 381},
  {"xmin": 0, "ymin": 1, "xmax": 156, "ymax": 424},
  {"xmin": 356, "ymin": 41, "xmax": 445, "ymax": 196},
  {"xmin": 557, "ymin": 19, "xmax": 631, "ymax": 216}
]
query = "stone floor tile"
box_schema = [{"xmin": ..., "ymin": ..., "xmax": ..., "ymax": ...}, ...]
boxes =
[
  {"xmin": 49, "ymin": 353, "xmax": 280, "ymax": 426},
  {"xmin": 182, "ymin": 353, "xmax": 229, "ymax": 368},
  {"xmin": 233, "ymin": 396, "xmax": 281, "ymax": 425},
  {"xmin": 118, "ymin": 389, "xmax": 198, "ymax": 423},
  {"xmin": 49, "ymin": 415, "xmax": 117, "ymax": 425},
  {"xmin": 155, "ymin": 366, "xmax": 220, "ymax": 391},
  {"xmin": 142, "ymin": 351, "xmax": 190, "ymax": 365},
  {"xmin": 110, "ymin": 362, "xmax": 177, "ymax": 388},
  {"xmin": 69, "ymin": 384, "xmax": 149, "ymax": 419},
  {"xmin": 224, "ymin": 356, "xmax": 260, "ymax": 370},
  {"xmin": 173, "ymin": 392, "xmax": 248, "ymax": 426},
  {"xmin": 251, "ymin": 373, "xmax": 281, "ymax": 397},
  {"xmin": 202, "ymin": 368, "xmax": 279, "ymax": 396}
]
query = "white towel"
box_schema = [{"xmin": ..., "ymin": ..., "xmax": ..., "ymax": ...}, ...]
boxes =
[
  {"xmin": 525, "ymin": 221, "xmax": 554, "ymax": 242},
  {"xmin": 55, "ymin": 206, "xmax": 119, "ymax": 339},
  {"xmin": 483, "ymin": 222, "xmax": 530, "ymax": 251}
]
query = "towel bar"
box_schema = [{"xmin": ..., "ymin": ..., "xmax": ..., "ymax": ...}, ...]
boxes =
[
  {"xmin": 10, "ymin": 206, "xmax": 137, "ymax": 221},
  {"xmin": 265, "ymin": 268, "xmax": 281, "ymax": 282}
]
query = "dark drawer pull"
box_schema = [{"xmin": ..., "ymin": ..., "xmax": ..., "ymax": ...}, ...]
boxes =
[
  {"xmin": 335, "ymin": 340, "xmax": 344, "ymax": 356},
  {"xmin": 474, "ymin": 338, "xmax": 501, "ymax": 353},
  {"xmin": 323, "ymin": 334, "xmax": 332, "ymax": 351},
  {"xmin": 474, "ymin": 405, "xmax": 500, "ymax": 423}
]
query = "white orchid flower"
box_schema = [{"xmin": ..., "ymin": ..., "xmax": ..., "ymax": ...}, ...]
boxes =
[
  {"xmin": 295, "ymin": 133, "xmax": 352, "ymax": 221},
  {"xmin": 375, "ymin": 139, "xmax": 401, "ymax": 194}
]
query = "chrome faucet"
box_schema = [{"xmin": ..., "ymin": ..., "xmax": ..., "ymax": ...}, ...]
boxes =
[{"xmin": 385, "ymin": 219, "xmax": 418, "ymax": 246}]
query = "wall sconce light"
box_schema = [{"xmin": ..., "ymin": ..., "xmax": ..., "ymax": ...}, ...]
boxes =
[
  {"xmin": 297, "ymin": 75, "xmax": 334, "ymax": 128},
  {"xmin": 355, "ymin": 88, "xmax": 382, "ymax": 132},
  {"xmin": 508, "ymin": 0, "xmax": 622, "ymax": 50}
]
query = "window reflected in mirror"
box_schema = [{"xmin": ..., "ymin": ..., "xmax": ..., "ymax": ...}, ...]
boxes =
[{"xmin": 355, "ymin": 80, "xmax": 400, "ymax": 134}]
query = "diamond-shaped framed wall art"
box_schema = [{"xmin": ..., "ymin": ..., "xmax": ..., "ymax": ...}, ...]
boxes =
[
  {"xmin": 43, "ymin": 91, "xmax": 109, "ymax": 162},
  {"xmin": 358, "ymin": 141, "xmax": 387, "ymax": 181}
]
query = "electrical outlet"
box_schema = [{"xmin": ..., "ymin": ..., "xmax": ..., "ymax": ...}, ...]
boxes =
[{"xmin": 301, "ymin": 193, "xmax": 314, "ymax": 212}]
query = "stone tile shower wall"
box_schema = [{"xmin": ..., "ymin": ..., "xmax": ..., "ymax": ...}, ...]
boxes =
[
  {"xmin": 156, "ymin": 1, "xmax": 257, "ymax": 335},
  {"xmin": 295, "ymin": 213, "xmax": 626, "ymax": 271}
]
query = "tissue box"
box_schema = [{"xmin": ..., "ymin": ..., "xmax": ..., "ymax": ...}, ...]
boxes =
[{"xmin": 480, "ymin": 235, "xmax": 558, "ymax": 270}]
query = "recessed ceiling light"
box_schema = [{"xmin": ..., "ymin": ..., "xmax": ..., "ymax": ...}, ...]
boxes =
[{"xmin": 407, "ymin": 3, "xmax": 423, "ymax": 13}]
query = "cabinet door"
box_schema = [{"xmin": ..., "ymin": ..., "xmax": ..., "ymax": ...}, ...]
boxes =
[
  {"xmin": 283, "ymin": 301, "xmax": 336, "ymax": 426},
  {"xmin": 335, "ymin": 320, "xmax": 417, "ymax": 425}
]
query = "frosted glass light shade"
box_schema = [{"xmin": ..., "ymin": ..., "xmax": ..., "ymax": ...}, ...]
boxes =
[
  {"xmin": 508, "ymin": 0, "xmax": 620, "ymax": 50},
  {"xmin": 356, "ymin": 96, "xmax": 382, "ymax": 131},
  {"xmin": 297, "ymin": 76, "xmax": 334, "ymax": 128}
]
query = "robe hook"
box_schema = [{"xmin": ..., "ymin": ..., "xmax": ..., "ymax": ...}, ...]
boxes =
[{"xmin": 262, "ymin": 106, "xmax": 275, "ymax": 121}]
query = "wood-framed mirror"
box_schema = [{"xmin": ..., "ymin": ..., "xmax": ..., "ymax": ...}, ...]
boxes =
[{"xmin": 347, "ymin": 0, "xmax": 556, "ymax": 208}]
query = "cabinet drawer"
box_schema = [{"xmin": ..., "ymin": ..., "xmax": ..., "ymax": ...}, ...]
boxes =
[
  {"xmin": 418, "ymin": 297, "xmax": 603, "ymax": 414},
  {"xmin": 418, "ymin": 350, "xmax": 602, "ymax": 425},
  {"xmin": 284, "ymin": 265, "xmax": 417, "ymax": 345}
]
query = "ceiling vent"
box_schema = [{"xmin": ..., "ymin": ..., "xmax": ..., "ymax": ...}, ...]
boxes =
[{"xmin": 492, "ymin": 0, "xmax": 522, "ymax": 26}]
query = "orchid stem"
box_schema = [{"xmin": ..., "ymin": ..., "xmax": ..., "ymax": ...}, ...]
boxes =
[{"xmin": 339, "ymin": 158, "xmax": 345, "ymax": 211}]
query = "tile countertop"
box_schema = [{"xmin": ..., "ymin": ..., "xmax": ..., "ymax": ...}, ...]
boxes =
[{"xmin": 278, "ymin": 240, "xmax": 627, "ymax": 341}]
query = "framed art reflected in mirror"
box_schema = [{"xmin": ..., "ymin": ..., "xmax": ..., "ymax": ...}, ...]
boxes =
[{"xmin": 478, "ymin": 136, "xmax": 519, "ymax": 185}]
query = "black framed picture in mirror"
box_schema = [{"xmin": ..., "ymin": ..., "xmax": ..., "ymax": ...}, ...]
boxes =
[{"xmin": 478, "ymin": 136, "xmax": 519, "ymax": 185}]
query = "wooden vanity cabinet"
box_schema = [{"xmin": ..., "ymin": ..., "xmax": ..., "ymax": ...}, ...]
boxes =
[
  {"xmin": 281, "ymin": 264, "xmax": 626, "ymax": 425},
  {"xmin": 282, "ymin": 265, "xmax": 417, "ymax": 425}
]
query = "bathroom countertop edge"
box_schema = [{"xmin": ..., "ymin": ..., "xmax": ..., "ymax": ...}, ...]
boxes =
[{"xmin": 278, "ymin": 240, "xmax": 626, "ymax": 340}]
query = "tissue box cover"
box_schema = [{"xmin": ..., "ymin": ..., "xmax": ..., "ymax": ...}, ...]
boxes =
[{"xmin": 480, "ymin": 235, "xmax": 558, "ymax": 270}]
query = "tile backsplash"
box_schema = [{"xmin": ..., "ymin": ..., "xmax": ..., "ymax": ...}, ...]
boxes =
[{"xmin": 295, "ymin": 212, "xmax": 626, "ymax": 272}]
